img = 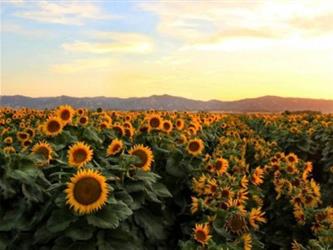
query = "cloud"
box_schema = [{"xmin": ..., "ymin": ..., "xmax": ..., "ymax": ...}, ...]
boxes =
[
  {"xmin": 14, "ymin": 1, "xmax": 119, "ymax": 25},
  {"xmin": 140, "ymin": 0, "xmax": 333, "ymax": 44},
  {"xmin": 1, "ymin": 22, "xmax": 54, "ymax": 38},
  {"xmin": 289, "ymin": 12, "xmax": 333, "ymax": 34},
  {"xmin": 62, "ymin": 33, "xmax": 154, "ymax": 54}
]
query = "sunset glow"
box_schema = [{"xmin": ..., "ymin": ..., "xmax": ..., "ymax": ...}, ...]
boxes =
[{"xmin": 1, "ymin": 0, "xmax": 333, "ymax": 100}]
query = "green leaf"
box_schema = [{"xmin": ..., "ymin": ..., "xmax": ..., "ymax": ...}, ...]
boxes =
[
  {"xmin": 134, "ymin": 209, "xmax": 167, "ymax": 241},
  {"xmin": 87, "ymin": 201, "xmax": 132, "ymax": 229},
  {"xmin": 151, "ymin": 182, "xmax": 172, "ymax": 198},
  {"xmin": 47, "ymin": 208, "xmax": 77, "ymax": 233},
  {"xmin": 65, "ymin": 222, "xmax": 94, "ymax": 241}
]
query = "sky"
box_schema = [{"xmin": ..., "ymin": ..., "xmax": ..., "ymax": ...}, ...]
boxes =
[{"xmin": 1, "ymin": 0, "xmax": 333, "ymax": 101}]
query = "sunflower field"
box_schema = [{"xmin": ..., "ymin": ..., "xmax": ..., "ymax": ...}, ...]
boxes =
[{"xmin": 0, "ymin": 106, "xmax": 333, "ymax": 250}]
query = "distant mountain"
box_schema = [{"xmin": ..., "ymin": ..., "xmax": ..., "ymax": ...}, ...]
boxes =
[{"xmin": 1, "ymin": 95, "xmax": 333, "ymax": 113}]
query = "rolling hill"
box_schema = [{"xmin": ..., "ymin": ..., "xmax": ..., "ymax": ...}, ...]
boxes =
[{"xmin": 1, "ymin": 95, "xmax": 333, "ymax": 113}]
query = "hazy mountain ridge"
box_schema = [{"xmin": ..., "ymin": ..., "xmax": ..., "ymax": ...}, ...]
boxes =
[{"xmin": 1, "ymin": 95, "xmax": 333, "ymax": 112}]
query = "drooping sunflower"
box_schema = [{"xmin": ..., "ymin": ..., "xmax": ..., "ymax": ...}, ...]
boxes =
[
  {"xmin": 191, "ymin": 196, "xmax": 200, "ymax": 214},
  {"xmin": 242, "ymin": 233, "xmax": 252, "ymax": 250},
  {"xmin": 43, "ymin": 116, "xmax": 63, "ymax": 137},
  {"xmin": 225, "ymin": 213, "xmax": 249, "ymax": 235},
  {"xmin": 251, "ymin": 167, "xmax": 264, "ymax": 186},
  {"xmin": 112, "ymin": 124, "xmax": 125, "ymax": 137},
  {"xmin": 176, "ymin": 134, "xmax": 187, "ymax": 144},
  {"xmin": 65, "ymin": 168, "xmax": 109, "ymax": 214},
  {"xmin": 187, "ymin": 138, "xmax": 204, "ymax": 157},
  {"xmin": 106, "ymin": 139, "xmax": 124, "ymax": 156},
  {"xmin": 56, "ymin": 105, "xmax": 75, "ymax": 124},
  {"xmin": 32, "ymin": 141, "xmax": 53, "ymax": 161},
  {"xmin": 68, "ymin": 142, "xmax": 93, "ymax": 168},
  {"xmin": 248, "ymin": 207, "xmax": 267, "ymax": 230},
  {"xmin": 3, "ymin": 146, "xmax": 16, "ymax": 154},
  {"xmin": 128, "ymin": 144, "xmax": 154, "ymax": 171},
  {"xmin": 193, "ymin": 223, "xmax": 211, "ymax": 245}
]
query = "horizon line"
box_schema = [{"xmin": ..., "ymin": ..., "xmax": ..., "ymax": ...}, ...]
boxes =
[{"xmin": 1, "ymin": 94, "xmax": 333, "ymax": 102}]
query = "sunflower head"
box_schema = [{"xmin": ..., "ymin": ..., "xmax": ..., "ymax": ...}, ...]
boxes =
[
  {"xmin": 43, "ymin": 116, "xmax": 63, "ymax": 137},
  {"xmin": 32, "ymin": 141, "xmax": 53, "ymax": 162},
  {"xmin": 21, "ymin": 139, "xmax": 32, "ymax": 148},
  {"xmin": 56, "ymin": 105, "xmax": 75, "ymax": 124},
  {"xmin": 112, "ymin": 124, "xmax": 125, "ymax": 137},
  {"xmin": 106, "ymin": 139, "xmax": 124, "ymax": 156},
  {"xmin": 225, "ymin": 213, "xmax": 249, "ymax": 235},
  {"xmin": 175, "ymin": 119, "xmax": 185, "ymax": 130},
  {"xmin": 147, "ymin": 114, "xmax": 162, "ymax": 131},
  {"xmin": 162, "ymin": 120, "xmax": 173, "ymax": 133},
  {"xmin": 25, "ymin": 128, "xmax": 35, "ymax": 138},
  {"xmin": 286, "ymin": 153, "xmax": 299, "ymax": 165},
  {"xmin": 128, "ymin": 144, "xmax": 154, "ymax": 171},
  {"xmin": 68, "ymin": 142, "xmax": 93, "ymax": 168},
  {"xmin": 65, "ymin": 168, "xmax": 109, "ymax": 214},
  {"xmin": 78, "ymin": 116, "xmax": 89, "ymax": 126},
  {"xmin": 17, "ymin": 131, "xmax": 29, "ymax": 141},
  {"xmin": 4, "ymin": 136, "xmax": 13, "ymax": 145},
  {"xmin": 193, "ymin": 223, "xmax": 211, "ymax": 245},
  {"xmin": 187, "ymin": 138, "xmax": 204, "ymax": 157},
  {"xmin": 4, "ymin": 146, "xmax": 16, "ymax": 154}
]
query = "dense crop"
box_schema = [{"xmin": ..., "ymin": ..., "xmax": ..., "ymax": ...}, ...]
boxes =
[{"xmin": 0, "ymin": 106, "xmax": 332, "ymax": 250}]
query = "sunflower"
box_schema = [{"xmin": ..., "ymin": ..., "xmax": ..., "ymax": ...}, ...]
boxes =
[
  {"xmin": 76, "ymin": 108, "xmax": 85, "ymax": 116},
  {"xmin": 4, "ymin": 136, "xmax": 13, "ymax": 145},
  {"xmin": 242, "ymin": 233, "xmax": 252, "ymax": 250},
  {"xmin": 225, "ymin": 213, "xmax": 249, "ymax": 235},
  {"xmin": 100, "ymin": 121, "xmax": 110, "ymax": 129},
  {"xmin": 112, "ymin": 124, "xmax": 125, "ymax": 137},
  {"xmin": 147, "ymin": 114, "xmax": 162, "ymax": 131},
  {"xmin": 21, "ymin": 139, "xmax": 32, "ymax": 148},
  {"xmin": 32, "ymin": 141, "xmax": 53, "ymax": 161},
  {"xmin": 4, "ymin": 146, "xmax": 16, "ymax": 154},
  {"xmin": 78, "ymin": 116, "xmax": 89, "ymax": 125},
  {"xmin": 204, "ymin": 178, "xmax": 218, "ymax": 196},
  {"xmin": 191, "ymin": 196, "xmax": 200, "ymax": 214},
  {"xmin": 291, "ymin": 240, "xmax": 302, "ymax": 250},
  {"xmin": 175, "ymin": 119, "xmax": 185, "ymax": 130},
  {"xmin": 68, "ymin": 142, "xmax": 93, "ymax": 168},
  {"xmin": 128, "ymin": 144, "xmax": 154, "ymax": 171},
  {"xmin": 251, "ymin": 167, "xmax": 264, "ymax": 186},
  {"xmin": 106, "ymin": 139, "xmax": 124, "ymax": 156},
  {"xmin": 293, "ymin": 205, "xmax": 305, "ymax": 224},
  {"xmin": 56, "ymin": 105, "xmax": 75, "ymax": 124},
  {"xmin": 25, "ymin": 128, "xmax": 35, "ymax": 138},
  {"xmin": 193, "ymin": 224, "xmax": 211, "ymax": 245},
  {"xmin": 44, "ymin": 116, "xmax": 63, "ymax": 137},
  {"xmin": 176, "ymin": 134, "xmax": 187, "ymax": 144},
  {"xmin": 249, "ymin": 207, "xmax": 267, "ymax": 230},
  {"xmin": 162, "ymin": 120, "xmax": 173, "ymax": 133},
  {"xmin": 124, "ymin": 127, "xmax": 134, "ymax": 138},
  {"xmin": 187, "ymin": 138, "xmax": 204, "ymax": 157},
  {"xmin": 65, "ymin": 168, "xmax": 109, "ymax": 214},
  {"xmin": 17, "ymin": 131, "xmax": 29, "ymax": 141},
  {"xmin": 214, "ymin": 157, "xmax": 229, "ymax": 175},
  {"xmin": 286, "ymin": 153, "xmax": 299, "ymax": 165}
]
